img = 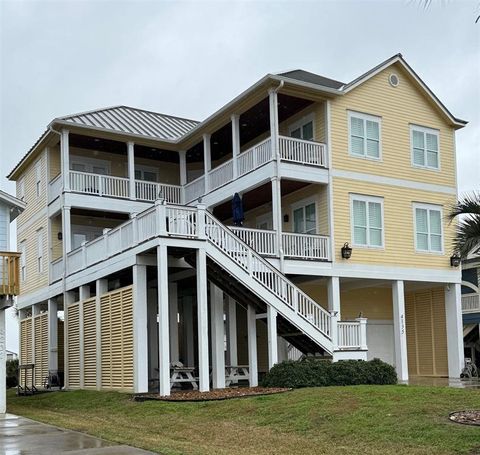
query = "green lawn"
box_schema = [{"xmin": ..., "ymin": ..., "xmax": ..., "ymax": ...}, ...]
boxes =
[{"xmin": 7, "ymin": 385, "xmax": 480, "ymax": 455}]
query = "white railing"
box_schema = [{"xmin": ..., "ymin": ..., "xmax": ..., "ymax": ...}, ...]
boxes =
[
  {"xmin": 279, "ymin": 135, "xmax": 327, "ymax": 168},
  {"xmin": 69, "ymin": 171, "xmax": 130, "ymax": 199},
  {"xmin": 135, "ymin": 180, "xmax": 182, "ymax": 204},
  {"xmin": 209, "ymin": 160, "xmax": 234, "ymax": 191},
  {"xmin": 204, "ymin": 211, "xmax": 331, "ymax": 340},
  {"xmin": 166, "ymin": 206, "xmax": 198, "ymax": 236},
  {"xmin": 184, "ymin": 176, "xmax": 206, "ymax": 203},
  {"xmin": 462, "ymin": 294, "xmax": 480, "ymax": 313},
  {"xmin": 50, "ymin": 257, "xmax": 64, "ymax": 282},
  {"xmin": 238, "ymin": 137, "xmax": 272, "ymax": 177},
  {"xmin": 337, "ymin": 321, "xmax": 361, "ymax": 349},
  {"xmin": 48, "ymin": 174, "xmax": 62, "ymax": 203},
  {"xmin": 229, "ymin": 227, "xmax": 277, "ymax": 256},
  {"xmin": 282, "ymin": 232, "xmax": 330, "ymax": 261}
]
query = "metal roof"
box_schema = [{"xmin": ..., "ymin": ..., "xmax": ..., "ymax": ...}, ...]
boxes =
[{"xmin": 59, "ymin": 105, "xmax": 199, "ymax": 140}]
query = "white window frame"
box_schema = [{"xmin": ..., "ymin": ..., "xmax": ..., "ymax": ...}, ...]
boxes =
[
  {"xmin": 36, "ymin": 229, "xmax": 44, "ymax": 273},
  {"xmin": 410, "ymin": 124, "xmax": 441, "ymax": 171},
  {"xmin": 70, "ymin": 156, "xmax": 111, "ymax": 175},
  {"xmin": 347, "ymin": 111, "xmax": 382, "ymax": 161},
  {"xmin": 35, "ymin": 159, "xmax": 42, "ymax": 197},
  {"xmin": 18, "ymin": 177, "xmax": 25, "ymax": 201},
  {"xmin": 134, "ymin": 164, "xmax": 159, "ymax": 182},
  {"xmin": 350, "ymin": 194, "xmax": 385, "ymax": 249},
  {"xmin": 288, "ymin": 112, "xmax": 316, "ymax": 141},
  {"xmin": 413, "ymin": 202, "xmax": 444, "ymax": 254},
  {"xmin": 20, "ymin": 241, "xmax": 26, "ymax": 282},
  {"xmin": 291, "ymin": 196, "xmax": 317, "ymax": 234}
]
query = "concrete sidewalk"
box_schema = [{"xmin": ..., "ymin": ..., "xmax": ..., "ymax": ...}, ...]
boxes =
[{"xmin": 0, "ymin": 413, "xmax": 156, "ymax": 454}]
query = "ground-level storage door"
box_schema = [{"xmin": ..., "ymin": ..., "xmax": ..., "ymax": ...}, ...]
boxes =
[
  {"xmin": 67, "ymin": 303, "xmax": 80, "ymax": 388},
  {"xmin": 33, "ymin": 313, "xmax": 48, "ymax": 388},
  {"xmin": 19, "ymin": 318, "xmax": 33, "ymax": 384},
  {"xmin": 58, "ymin": 319, "xmax": 64, "ymax": 374},
  {"xmin": 83, "ymin": 297, "xmax": 97, "ymax": 388},
  {"xmin": 100, "ymin": 286, "xmax": 134, "ymax": 391},
  {"xmin": 405, "ymin": 287, "xmax": 448, "ymax": 377}
]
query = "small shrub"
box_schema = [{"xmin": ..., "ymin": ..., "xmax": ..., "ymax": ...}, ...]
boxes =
[
  {"xmin": 6, "ymin": 359, "xmax": 18, "ymax": 388},
  {"xmin": 261, "ymin": 357, "xmax": 397, "ymax": 388}
]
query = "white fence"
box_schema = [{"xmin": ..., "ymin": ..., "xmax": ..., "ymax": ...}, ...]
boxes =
[
  {"xmin": 229, "ymin": 227, "xmax": 277, "ymax": 256},
  {"xmin": 48, "ymin": 174, "xmax": 62, "ymax": 203},
  {"xmin": 237, "ymin": 137, "xmax": 272, "ymax": 177},
  {"xmin": 184, "ymin": 176, "xmax": 206, "ymax": 203},
  {"xmin": 209, "ymin": 160, "xmax": 234, "ymax": 191},
  {"xmin": 50, "ymin": 257, "xmax": 64, "ymax": 283},
  {"xmin": 70, "ymin": 171, "xmax": 129, "ymax": 199},
  {"xmin": 337, "ymin": 322, "xmax": 361, "ymax": 349},
  {"xmin": 135, "ymin": 180, "xmax": 182, "ymax": 204},
  {"xmin": 279, "ymin": 135, "xmax": 327, "ymax": 167},
  {"xmin": 462, "ymin": 294, "xmax": 480, "ymax": 313},
  {"xmin": 282, "ymin": 232, "xmax": 330, "ymax": 260}
]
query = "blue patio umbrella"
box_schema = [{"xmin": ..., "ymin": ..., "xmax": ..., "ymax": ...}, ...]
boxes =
[{"xmin": 232, "ymin": 193, "xmax": 244, "ymax": 226}]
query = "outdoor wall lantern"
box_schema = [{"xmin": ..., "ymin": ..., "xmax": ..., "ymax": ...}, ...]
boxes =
[
  {"xmin": 450, "ymin": 254, "xmax": 461, "ymax": 267},
  {"xmin": 341, "ymin": 242, "xmax": 352, "ymax": 259},
  {"xmin": 57, "ymin": 232, "xmax": 63, "ymax": 240},
  {"xmin": 283, "ymin": 214, "xmax": 289, "ymax": 223}
]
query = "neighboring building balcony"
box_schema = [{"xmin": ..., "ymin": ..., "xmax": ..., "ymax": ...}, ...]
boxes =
[
  {"xmin": 0, "ymin": 251, "xmax": 21, "ymax": 298},
  {"xmin": 462, "ymin": 293, "xmax": 480, "ymax": 314}
]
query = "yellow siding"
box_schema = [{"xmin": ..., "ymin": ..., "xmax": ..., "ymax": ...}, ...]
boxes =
[
  {"xmin": 100, "ymin": 286, "xmax": 134, "ymax": 391},
  {"xmin": 330, "ymin": 63, "xmax": 456, "ymax": 187},
  {"xmin": 405, "ymin": 287, "xmax": 448, "ymax": 377},
  {"xmin": 16, "ymin": 148, "xmax": 49, "ymax": 296},
  {"xmin": 332, "ymin": 177, "xmax": 455, "ymax": 268},
  {"xmin": 51, "ymin": 215, "xmax": 63, "ymax": 261},
  {"xmin": 49, "ymin": 144, "xmax": 61, "ymax": 181}
]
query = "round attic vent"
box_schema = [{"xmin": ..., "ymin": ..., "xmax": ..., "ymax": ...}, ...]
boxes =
[{"xmin": 389, "ymin": 73, "xmax": 399, "ymax": 87}]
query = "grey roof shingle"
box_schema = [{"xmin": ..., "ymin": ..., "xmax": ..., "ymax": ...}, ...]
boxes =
[
  {"xmin": 59, "ymin": 105, "xmax": 199, "ymax": 140},
  {"xmin": 278, "ymin": 69, "xmax": 344, "ymax": 90}
]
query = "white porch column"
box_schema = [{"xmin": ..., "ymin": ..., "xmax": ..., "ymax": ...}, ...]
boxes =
[
  {"xmin": 210, "ymin": 283, "xmax": 225, "ymax": 389},
  {"xmin": 0, "ymin": 309, "xmax": 6, "ymax": 413},
  {"xmin": 133, "ymin": 264, "xmax": 148, "ymax": 393},
  {"xmin": 169, "ymin": 282, "xmax": 179, "ymax": 363},
  {"xmin": 267, "ymin": 306, "xmax": 278, "ymax": 370},
  {"xmin": 196, "ymin": 248, "xmax": 210, "ymax": 392},
  {"xmin": 78, "ymin": 285, "xmax": 90, "ymax": 389},
  {"xmin": 231, "ymin": 114, "xmax": 240, "ymax": 179},
  {"xmin": 95, "ymin": 278, "xmax": 108, "ymax": 390},
  {"xmin": 127, "ymin": 141, "xmax": 136, "ymax": 200},
  {"xmin": 227, "ymin": 296, "xmax": 238, "ymax": 366},
  {"xmin": 268, "ymin": 89, "xmax": 280, "ymax": 161},
  {"xmin": 61, "ymin": 129, "xmax": 70, "ymax": 191},
  {"xmin": 157, "ymin": 244, "xmax": 170, "ymax": 396},
  {"xmin": 445, "ymin": 283, "xmax": 464, "ymax": 378},
  {"xmin": 63, "ymin": 291, "xmax": 75, "ymax": 389},
  {"xmin": 271, "ymin": 177, "xmax": 282, "ymax": 258},
  {"xmin": 47, "ymin": 298, "xmax": 58, "ymax": 372},
  {"xmin": 328, "ymin": 276, "xmax": 340, "ymax": 350},
  {"xmin": 247, "ymin": 304, "xmax": 258, "ymax": 387},
  {"xmin": 392, "ymin": 280, "xmax": 408, "ymax": 382},
  {"xmin": 179, "ymin": 150, "xmax": 187, "ymax": 186},
  {"xmin": 203, "ymin": 134, "xmax": 211, "ymax": 192},
  {"xmin": 183, "ymin": 296, "xmax": 195, "ymax": 367},
  {"xmin": 62, "ymin": 205, "xmax": 72, "ymax": 254}
]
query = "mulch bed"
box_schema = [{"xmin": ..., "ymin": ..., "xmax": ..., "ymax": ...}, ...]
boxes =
[
  {"xmin": 133, "ymin": 387, "xmax": 291, "ymax": 402},
  {"xmin": 449, "ymin": 410, "xmax": 480, "ymax": 426}
]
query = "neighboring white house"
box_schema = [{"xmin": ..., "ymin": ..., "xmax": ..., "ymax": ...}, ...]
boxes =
[
  {"xmin": 6, "ymin": 350, "xmax": 18, "ymax": 361},
  {"xmin": 0, "ymin": 190, "xmax": 25, "ymax": 413}
]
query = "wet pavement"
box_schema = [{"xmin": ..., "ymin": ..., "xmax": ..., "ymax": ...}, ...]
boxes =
[
  {"xmin": 408, "ymin": 376, "xmax": 480, "ymax": 388},
  {"xmin": 0, "ymin": 413, "xmax": 156, "ymax": 454}
]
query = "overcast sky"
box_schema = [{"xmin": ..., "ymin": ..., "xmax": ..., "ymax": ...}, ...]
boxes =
[{"xmin": 0, "ymin": 0, "xmax": 479, "ymax": 351}]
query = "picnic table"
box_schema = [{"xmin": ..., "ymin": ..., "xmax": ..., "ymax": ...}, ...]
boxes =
[
  {"xmin": 225, "ymin": 365, "xmax": 249, "ymax": 386},
  {"xmin": 170, "ymin": 365, "xmax": 198, "ymax": 390}
]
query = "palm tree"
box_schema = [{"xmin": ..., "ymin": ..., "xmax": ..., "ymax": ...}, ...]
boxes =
[{"xmin": 448, "ymin": 192, "xmax": 480, "ymax": 258}]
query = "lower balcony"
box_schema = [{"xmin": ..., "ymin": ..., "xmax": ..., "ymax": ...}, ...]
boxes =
[{"xmin": 0, "ymin": 251, "xmax": 21, "ymax": 299}]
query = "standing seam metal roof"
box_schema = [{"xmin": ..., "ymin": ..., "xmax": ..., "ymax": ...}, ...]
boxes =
[{"xmin": 59, "ymin": 105, "xmax": 199, "ymax": 140}]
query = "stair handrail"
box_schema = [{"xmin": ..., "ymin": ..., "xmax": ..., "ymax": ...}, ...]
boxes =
[{"xmin": 202, "ymin": 210, "xmax": 331, "ymax": 339}]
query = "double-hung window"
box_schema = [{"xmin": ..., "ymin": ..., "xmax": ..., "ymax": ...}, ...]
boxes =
[
  {"xmin": 411, "ymin": 125, "xmax": 440, "ymax": 170},
  {"xmin": 37, "ymin": 229, "xmax": 44, "ymax": 273},
  {"xmin": 414, "ymin": 203, "xmax": 443, "ymax": 253},
  {"xmin": 351, "ymin": 195, "xmax": 384, "ymax": 247},
  {"xmin": 35, "ymin": 159, "xmax": 42, "ymax": 197},
  {"xmin": 292, "ymin": 200, "xmax": 316, "ymax": 234},
  {"xmin": 20, "ymin": 241, "xmax": 26, "ymax": 281},
  {"xmin": 348, "ymin": 111, "xmax": 381, "ymax": 160},
  {"xmin": 289, "ymin": 113, "xmax": 314, "ymax": 141}
]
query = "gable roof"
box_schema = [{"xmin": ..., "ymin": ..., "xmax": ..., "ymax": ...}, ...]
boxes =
[
  {"xmin": 57, "ymin": 105, "xmax": 199, "ymax": 140},
  {"xmin": 277, "ymin": 69, "xmax": 344, "ymax": 90},
  {"xmin": 342, "ymin": 53, "xmax": 467, "ymax": 128},
  {"xmin": 0, "ymin": 190, "xmax": 25, "ymax": 221}
]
